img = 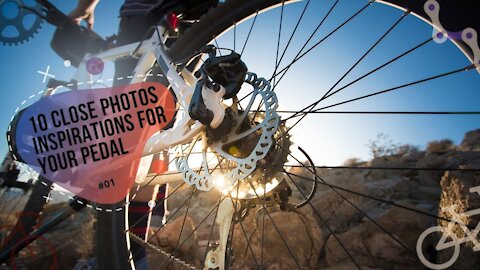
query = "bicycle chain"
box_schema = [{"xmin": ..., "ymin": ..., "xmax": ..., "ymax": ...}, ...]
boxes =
[
  {"xmin": 424, "ymin": 0, "xmax": 480, "ymax": 72},
  {"xmin": 129, "ymin": 232, "xmax": 197, "ymax": 270}
]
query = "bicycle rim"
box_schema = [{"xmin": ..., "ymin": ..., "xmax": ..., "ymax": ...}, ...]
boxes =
[{"xmin": 96, "ymin": 0, "xmax": 480, "ymax": 269}]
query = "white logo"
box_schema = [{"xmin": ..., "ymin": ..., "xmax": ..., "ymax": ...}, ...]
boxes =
[{"xmin": 416, "ymin": 186, "xmax": 480, "ymax": 269}]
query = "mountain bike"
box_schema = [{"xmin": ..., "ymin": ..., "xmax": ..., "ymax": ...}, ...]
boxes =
[{"xmin": 0, "ymin": 0, "xmax": 479, "ymax": 269}]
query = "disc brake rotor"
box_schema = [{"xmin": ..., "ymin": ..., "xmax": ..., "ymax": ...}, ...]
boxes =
[{"xmin": 176, "ymin": 72, "xmax": 281, "ymax": 191}]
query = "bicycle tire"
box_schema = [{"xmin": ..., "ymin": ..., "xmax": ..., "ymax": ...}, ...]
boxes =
[
  {"xmin": 0, "ymin": 173, "xmax": 52, "ymax": 265},
  {"xmin": 94, "ymin": 201, "xmax": 132, "ymax": 270},
  {"xmin": 94, "ymin": 0, "xmax": 479, "ymax": 269},
  {"xmin": 167, "ymin": 0, "xmax": 478, "ymax": 63}
]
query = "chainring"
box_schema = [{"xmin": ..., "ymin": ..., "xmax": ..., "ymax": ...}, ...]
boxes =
[
  {"xmin": 176, "ymin": 72, "xmax": 281, "ymax": 191},
  {"xmin": 0, "ymin": 0, "xmax": 43, "ymax": 45}
]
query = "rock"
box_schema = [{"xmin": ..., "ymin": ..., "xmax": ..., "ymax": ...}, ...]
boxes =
[
  {"xmin": 324, "ymin": 203, "xmax": 433, "ymax": 270},
  {"xmin": 165, "ymin": 184, "xmax": 222, "ymax": 242},
  {"xmin": 435, "ymin": 170, "xmax": 480, "ymax": 269},
  {"xmin": 231, "ymin": 207, "xmax": 323, "ymax": 269},
  {"xmin": 410, "ymin": 186, "xmax": 441, "ymax": 201},
  {"xmin": 324, "ymin": 260, "xmax": 381, "ymax": 270},
  {"xmin": 460, "ymin": 129, "xmax": 480, "ymax": 151},
  {"xmin": 426, "ymin": 140, "xmax": 454, "ymax": 153},
  {"xmin": 11, "ymin": 202, "xmax": 95, "ymax": 270},
  {"xmin": 369, "ymin": 155, "xmax": 411, "ymax": 178},
  {"xmin": 416, "ymin": 152, "xmax": 449, "ymax": 187},
  {"xmin": 310, "ymin": 172, "xmax": 418, "ymax": 234},
  {"xmin": 148, "ymin": 216, "xmax": 201, "ymax": 267}
]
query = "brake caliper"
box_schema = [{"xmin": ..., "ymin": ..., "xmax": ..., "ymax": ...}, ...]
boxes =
[{"xmin": 188, "ymin": 47, "xmax": 247, "ymax": 140}]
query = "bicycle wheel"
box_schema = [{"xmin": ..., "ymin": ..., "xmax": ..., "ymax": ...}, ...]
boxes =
[
  {"xmin": 0, "ymin": 154, "xmax": 53, "ymax": 266},
  {"xmin": 416, "ymin": 226, "xmax": 460, "ymax": 270},
  {"xmin": 96, "ymin": 0, "xmax": 480, "ymax": 269}
]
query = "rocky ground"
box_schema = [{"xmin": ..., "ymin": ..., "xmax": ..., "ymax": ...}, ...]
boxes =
[{"xmin": 1, "ymin": 129, "xmax": 479, "ymax": 269}]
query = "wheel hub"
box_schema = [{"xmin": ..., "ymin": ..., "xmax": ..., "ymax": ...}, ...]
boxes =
[{"xmin": 176, "ymin": 72, "xmax": 284, "ymax": 192}]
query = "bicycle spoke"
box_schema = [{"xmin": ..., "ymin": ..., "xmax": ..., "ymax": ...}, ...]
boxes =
[
  {"xmin": 249, "ymin": 0, "xmax": 286, "ymax": 122},
  {"xmin": 285, "ymin": 64, "xmax": 474, "ymax": 132},
  {"xmin": 283, "ymin": 164, "xmax": 480, "ymax": 172},
  {"xmin": 214, "ymin": 35, "xmax": 223, "ymax": 56},
  {"xmin": 201, "ymin": 197, "xmax": 220, "ymax": 266},
  {"xmin": 241, "ymin": 10, "xmax": 259, "ymax": 56},
  {"xmin": 244, "ymin": 178, "xmax": 303, "ymax": 269},
  {"xmin": 234, "ymin": 21, "xmax": 237, "ymax": 52},
  {"xmin": 79, "ymin": 0, "xmax": 480, "ymax": 268},
  {"xmin": 276, "ymin": 10, "xmax": 412, "ymax": 131},
  {"xmin": 286, "ymin": 152, "xmax": 417, "ymax": 257},
  {"xmin": 126, "ymin": 147, "xmax": 195, "ymax": 231},
  {"xmin": 155, "ymin": 201, "xmax": 223, "ymax": 269},
  {"xmin": 272, "ymin": 0, "xmax": 311, "ymax": 78},
  {"xmin": 237, "ymin": 0, "xmax": 340, "ymax": 105},
  {"xmin": 283, "ymin": 36, "xmax": 435, "ymax": 121},
  {"xmin": 182, "ymin": 156, "xmax": 227, "ymax": 264},
  {"xmin": 166, "ymin": 187, "xmax": 196, "ymax": 268},
  {"xmin": 125, "ymin": 182, "xmax": 186, "ymax": 233},
  {"xmin": 269, "ymin": 0, "xmax": 340, "ymax": 85},
  {"xmin": 139, "ymin": 150, "xmax": 217, "ymax": 236},
  {"xmin": 156, "ymin": 180, "xmax": 244, "ymax": 268},
  {"xmin": 282, "ymin": 168, "xmax": 362, "ymax": 269},
  {"xmin": 283, "ymin": 170, "xmax": 475, "ymax": 228},
  {"xmin": 319, "ymin": 11, "xmax": 408, "ymax": 102},
  {"xmin": 135, "ymin": 156, "xmax": 225, "ymax": 265},
  {"xmin": 274, "ymin": 110, "xmax": 480, "ymax": 115},
  {"xmin": 129, "ymin": 188, "xmax": 195, "ymax": 261},
  {"xmin": 129, "ymin": 156, "xmax": 179, "ymax": 200},
  {"xmin": 228, "ymin": 184, "xmax": 260, "ymax": 269},
  {"xmin": 260, "ymin": 180, "xmax": 266, "ymax": 270},
  {"xmin": 271, "ymin": 1, "xmax": 372, "ymax": 87},
  {"xmin": 138, "ymin": 190, "xmax": 192, "ymax": 241},
  {"xmin": 314, "ymin": 64, "xmax": 474, "ymax": 111},
  {"xmin": 272, "ymin": 1, "xmax": 285, "ymax": 88},
  {"xmin": 224, "ymin": 160, "xmax": 237, "ymax": 268}
]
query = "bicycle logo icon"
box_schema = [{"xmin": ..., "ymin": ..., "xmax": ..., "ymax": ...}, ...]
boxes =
[{"xmin": 417, "ymin": 185, "xmax": 480, "ymax": 269}]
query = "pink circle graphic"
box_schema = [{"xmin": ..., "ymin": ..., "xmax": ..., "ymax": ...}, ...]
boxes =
[{"xmin": 86, "ymin": 57, "xmax": 104, "ymax": 75}]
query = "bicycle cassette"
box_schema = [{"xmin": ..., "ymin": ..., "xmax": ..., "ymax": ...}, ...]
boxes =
[{"xmin": 0, "ymin": 0, "xmax": 43, "ymax": 45}]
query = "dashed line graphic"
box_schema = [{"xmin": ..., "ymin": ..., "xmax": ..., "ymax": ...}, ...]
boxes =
[{"xmin": 6, "ymin": 73, "xmax": 169, "ymax": 212}]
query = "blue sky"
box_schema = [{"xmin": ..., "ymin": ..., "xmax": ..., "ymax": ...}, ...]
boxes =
[
  {"xmin": 1, "ymin": 0, "xmax": 479, "ymax": 165},
  {"xmin": 0, "ymin": 1, "xmax": 122, "ymax": 159}
]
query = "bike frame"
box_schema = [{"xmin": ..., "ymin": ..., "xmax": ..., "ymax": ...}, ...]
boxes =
[
  {"xmin": 436, "ymin": 204, "xmax": 480, "ymax": 251},
  {"xmin": 42, "ymin": 25, "xmax": 213, "ymax": 186}
]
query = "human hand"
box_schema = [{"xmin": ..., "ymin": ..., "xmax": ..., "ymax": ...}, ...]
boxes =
[{"xmin": 68, "ymin": 0, "xmax": 99, "ymax": 29}]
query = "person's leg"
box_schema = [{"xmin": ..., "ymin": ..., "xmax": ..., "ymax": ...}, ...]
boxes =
[{"xmin": 113, "ymin": 15, "xmax": 154, "ymax": 87}]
